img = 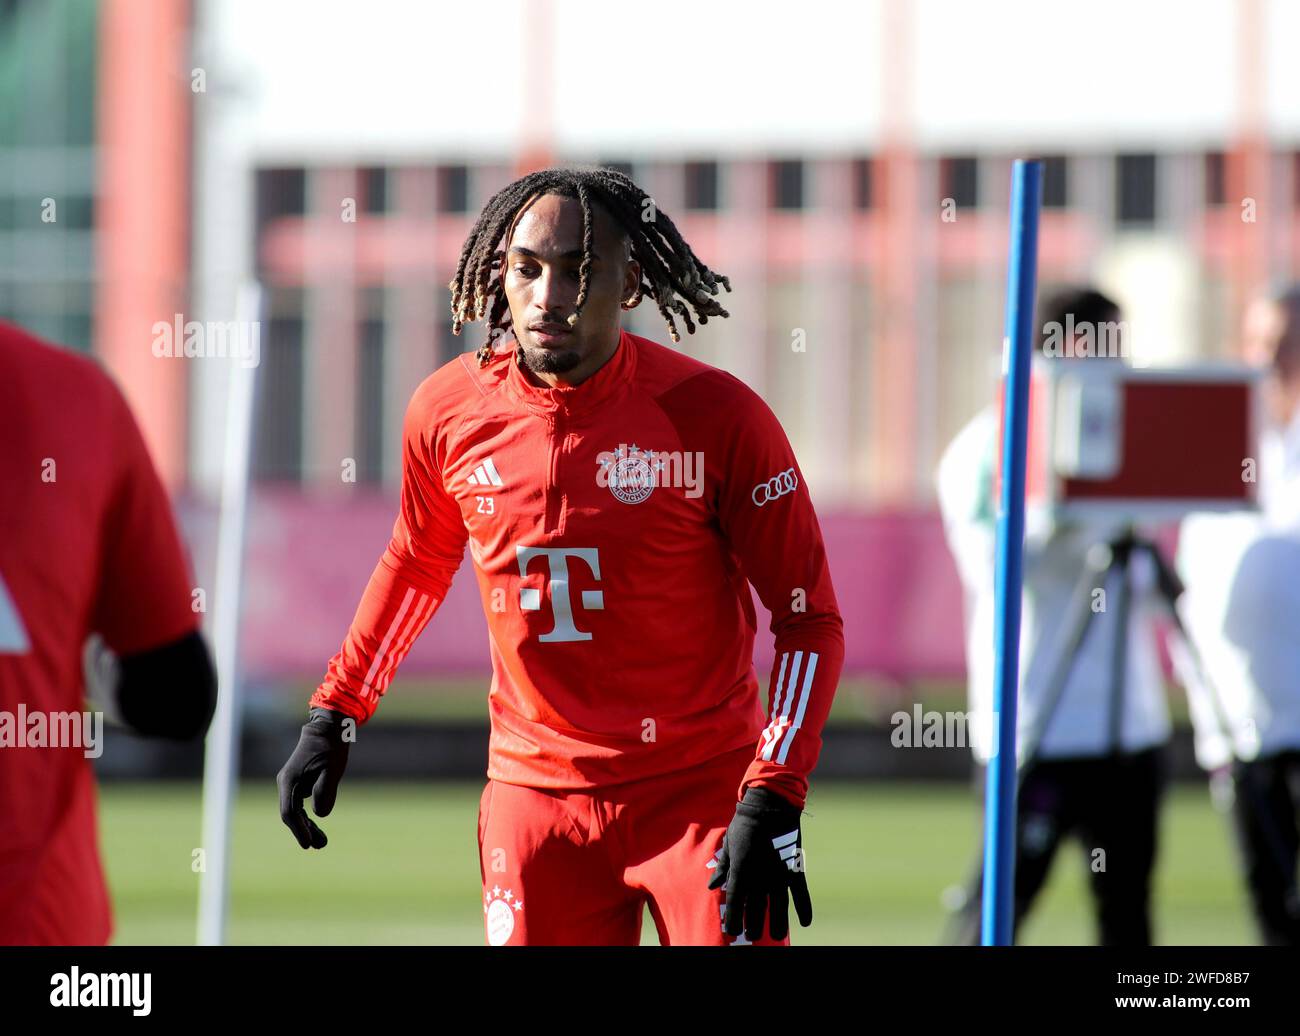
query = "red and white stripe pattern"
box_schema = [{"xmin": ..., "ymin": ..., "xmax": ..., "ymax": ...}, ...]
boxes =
[
  {"xmin": 358, "ymin": 586, "xmax": 439, "ymax": 706},
  {"xmin": 759, "ymin": 650, "xmax": 820, "ymax": 765}
]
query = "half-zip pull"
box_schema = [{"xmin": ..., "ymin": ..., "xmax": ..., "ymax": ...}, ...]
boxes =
[
  {"xmin": 543, "ymin": 410, "xmax": 565, "ymax": 535},
  {"xmin": 504, "ymin": 329, "xmax": 638, "ymax": 420}
]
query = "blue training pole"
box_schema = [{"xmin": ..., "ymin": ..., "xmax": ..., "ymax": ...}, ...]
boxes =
[{"xmin": 981, "ymin": 159, "xmax": 1043, "ymax": 946}]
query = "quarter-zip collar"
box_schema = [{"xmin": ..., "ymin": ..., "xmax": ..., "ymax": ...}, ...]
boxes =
[{"xmin": 504, "ymin": 326, "xmax": 637, "ymax": 421}]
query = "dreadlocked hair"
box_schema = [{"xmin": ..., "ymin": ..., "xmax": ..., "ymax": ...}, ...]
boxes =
[{"xmin": 447, "ymin": 166, "xmax": 732, "ymax": 366}]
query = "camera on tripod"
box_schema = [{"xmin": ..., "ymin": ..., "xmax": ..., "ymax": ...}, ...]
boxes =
[
  {"xmin": 982, "ymin": 355, "xmax": 1267, "ymax": 772},
  {"xmin": 996, "ymin": 356, "xmax": 1263, "ymax": 525}
]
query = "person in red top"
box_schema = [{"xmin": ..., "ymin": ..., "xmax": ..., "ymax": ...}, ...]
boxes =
[
  {"xmin": 0, "ymin": 321, "xmax": 216, "ymax": 945},
  {"xmin": 278, "ymin": 167, "xmax": 845, "ymax": 945}
]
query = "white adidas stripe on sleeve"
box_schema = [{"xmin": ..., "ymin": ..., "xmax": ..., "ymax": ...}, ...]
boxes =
[
  {"xmin": 760, "ymin": 650, "xmax": 802, "ymax": 761},
  {"xmin": 776, "ymin": 651, "xmax": 818, "ymax": 765},
  {"xmin": 759, "ymin": 651, "xmax": 790, "ymax": 759},
  {"xmin": 360, "ymin": 588, "xmax": 438, "ymax": 704}
]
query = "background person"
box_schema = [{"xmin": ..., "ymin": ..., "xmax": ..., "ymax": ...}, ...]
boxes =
[
  {"xmin": 1178, "ymin": 285, "xmax": 1300, "ymax": 946},
  {"xmin": 0, "ymin": 320, "xmax": 217, "ymax": 945},
  {"xmin": 937, "ymin": 288, "xmax": 1169, "ymax": 945}
]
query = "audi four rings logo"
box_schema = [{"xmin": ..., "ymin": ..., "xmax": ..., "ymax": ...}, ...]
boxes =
[{"xmin": 752, "ymin": 468, "xmax": 798, "ymax": 506}]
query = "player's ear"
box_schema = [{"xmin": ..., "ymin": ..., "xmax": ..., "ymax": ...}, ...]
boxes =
[{"xmin": 622, "ymin": 253, "xmax": 641, "ymax": 309}]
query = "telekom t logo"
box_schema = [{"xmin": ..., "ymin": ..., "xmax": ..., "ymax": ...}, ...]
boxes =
[{"xmin": 516, "ymin": 546, "xmax": 604, "ymax": 642}]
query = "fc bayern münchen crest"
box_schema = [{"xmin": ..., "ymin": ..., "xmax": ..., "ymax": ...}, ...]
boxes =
[{"xmin": 599, "ymin": 443, "xmax": 664, "ymax": 505}]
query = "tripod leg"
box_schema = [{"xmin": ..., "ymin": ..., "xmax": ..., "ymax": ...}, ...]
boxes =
[
  {"xmin": 948, "ymin": 540, "xmax": 1119, "ymax": 942},
  {"xmin": 1018, "ymin": 543, "xmax": 1118, "ymax": 776},
  {"xmin": 1104, "ymin": 547, "xmax": 1131, "ymax": 755}
]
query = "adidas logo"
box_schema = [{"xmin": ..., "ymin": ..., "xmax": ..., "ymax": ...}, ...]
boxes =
[{"xmin": 466, "ymin": 457, "xmax": 504, "ymax": 487}]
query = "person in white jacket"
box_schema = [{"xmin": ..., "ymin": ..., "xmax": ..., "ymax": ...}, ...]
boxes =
[
  {"xmin": 1177, "ymin": 285, "xmax": 1300, "ymax": 945},
  {"xmin": 937, "ymin": 288, "xmax": 1170, "ymax": 945}
]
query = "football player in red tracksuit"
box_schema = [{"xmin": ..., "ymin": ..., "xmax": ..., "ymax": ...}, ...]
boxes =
[
  {"xmin": 0, "ymin": 321, "xmax": 217, "ymax": 944},
  {"xmin": 278, "ymin": 167, "xmax": 845, "ymax": 946}
]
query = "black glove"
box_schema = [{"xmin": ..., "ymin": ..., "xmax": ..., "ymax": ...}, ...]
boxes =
[
  {"xmin": 277, "ymin": 707, "xmax": 351, "ymax": 849},
  {"xmin": 707, "ymin": 786, "xmax": 813, "ymax": 941}
]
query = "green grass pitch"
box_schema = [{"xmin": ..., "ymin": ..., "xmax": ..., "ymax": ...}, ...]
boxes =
[{"xmin": 98, "ymin": 780, "xmax": 1256, "ymax": 945}]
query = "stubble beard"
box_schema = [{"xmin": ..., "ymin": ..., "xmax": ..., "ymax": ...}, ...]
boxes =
[{"xmin": 517, "ymin": 341, "xmax": 583, "ymax": 375}]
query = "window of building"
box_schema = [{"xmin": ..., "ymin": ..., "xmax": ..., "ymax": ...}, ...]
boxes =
[
  {"xmin": 770, "ymin": 159, "xmax": 804, "ymax": 210},
  {"xmin": 1203, "ymin": 152, "xmax": 1226, "ymax": 207},
  {"xmin": 361, "ymin": 166, "xmax": 388, "ymax": 214},
  {"xmin": 1041, "ymin": 155, "xmax": 1068, "ymax": 208},
  {"xmin": 683, "ymin": 160, "xmax": 718, "ymax": 210},
  {"xmin": 356, "ymin": 288, "xmax": 386, "ymax": 484},
  {"xmin": 940, "ymin": 156, "xmax": 979, "ymax": 209},
  {"xmin": 0, "ymin": 0, "xmax": 98, "ymax": 353},
  {"xmin": 254, "ymin": 168, "xmax": 307, "ymax": 277},
  {"xmin": 853, "ymin": 158, "xmax": 873, "ymax": 210},
  {"xmin": 255, "ymin": 168, "xmax": 307, "ymax": 227},
  {"xmin": 438, "ymin": 164, "xmax": 469, "ymax": 214},
  {"xmin": 253, "ymin": 290, "xmax": 305, "ymax": 482},
  {"xmin": 1116, "ymin": 153, "xmax": 1157, "ymax": 225}
]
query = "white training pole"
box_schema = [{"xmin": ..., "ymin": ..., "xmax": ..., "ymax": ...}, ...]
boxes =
[{"xmin": 197, "ymin": 282, "xmax": 262, "ymax": 945}]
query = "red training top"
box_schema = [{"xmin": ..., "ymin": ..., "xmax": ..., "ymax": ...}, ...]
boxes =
[
  {"xmin": 0, "ymin": 321, "xmax": 200, "ymax": 944},
  {"xmin": 311, "ymin": 329, "xmax": 844, "ymax": 809}
]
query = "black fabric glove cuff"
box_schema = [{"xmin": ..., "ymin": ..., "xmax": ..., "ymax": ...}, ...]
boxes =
[
  {"xmin": 737, "ymin": 786, "xmax": 801, "ymax": 826},
  {"xmin": 305, "ymin": 706, "xmax": 351, "ymax": 739}
]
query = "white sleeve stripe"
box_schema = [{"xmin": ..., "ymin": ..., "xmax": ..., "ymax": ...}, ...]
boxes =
[
  {"xmin": 372, "ymin": 591, "xmax": 437, "ymax": 692},
  {"xmin": 759, "ymin": 652, "xmax": 788, "ymax": 755},
  {"xmin": 776, "ymin": 651, "xmax": 818, "ymax": 766},
  {"xmin": 762, "ymin": 650, "xmax": 802, "ymax": 761},
  {"xmin": 758, "ymin": 652, "xmax": 789, "ymax": 758},
  {"xmin": 361, "ymin": 587, "xmax": 417, "ymax": 698}
]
